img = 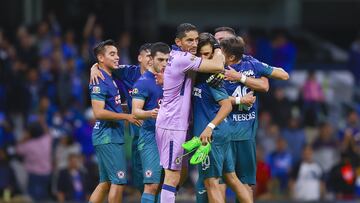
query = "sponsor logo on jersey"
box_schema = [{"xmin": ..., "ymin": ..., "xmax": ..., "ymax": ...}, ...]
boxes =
[
  {"xmin": 92, "ymin": 86, "xmax": 101, "ymax": 94},
  {"xmin": 193, "ymin": 87, "xmax": 202, "ymax": 98},
  {"xmin": 145, "ymin": 170, "xmax": 152, "ymax": 178},
  {"xmin": 117, "ymin": 171, "xmax": 125, "ymax": 179},
  {"xmin": 232, "ymin": 112, "xmax": 256, "ymax": 122},
  {"xmin": 132, "ymin": 88, "xmax": 139, "ymax": 95}
]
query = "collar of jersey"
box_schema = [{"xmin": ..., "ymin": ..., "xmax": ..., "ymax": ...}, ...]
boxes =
[{"xmin": 171, "ymin": 44, "xmax": 181, "ymax": 51}]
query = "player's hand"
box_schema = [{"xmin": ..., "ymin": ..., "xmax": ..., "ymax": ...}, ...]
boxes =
[
  {"xmin": 213, "ymin": 49, "xmax": 225, "ymax": 65},
  {"xmin": 199, "ymin": 127, "xmax": 213, "ymax": 145},
  {"xmin": 150, "ymin": 108, "xmax": 159, "ymax": 119},
  {"xmin": 224, "ymin": 67, "xmax": 242, "ymax": 82},
  {"xmin": 154, "ymin": 72, "xmax": 164, "ymax": 85},
  {"xmin": 241, "ymin": 91, "xmax": 256, "ymax": 107},
  {"xmin": 90, "ymin": 63, "xmax": 105, "ymax": 85},
  {"xmin": 127, "ymin": 114, "xmax": 143, "ymax": 127}
]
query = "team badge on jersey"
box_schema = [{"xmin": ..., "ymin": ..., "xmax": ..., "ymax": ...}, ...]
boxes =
[
  {"xmin": 132, "ymin": 88, "xmax": 139, "ymax": 95},
  {"xmin": 92, "ymin": 86, "xmax": 101, "ymax": 94},
  {"xmin": 145, "ymin": 170, "xmax": 153, "ymax": 178},
  {"xmin": 117, "ymin": 171, "xmax": 125, "ymax": 179}
]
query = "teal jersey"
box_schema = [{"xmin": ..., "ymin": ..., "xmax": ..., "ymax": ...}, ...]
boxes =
[
  {"xmin": 89, "ymin": 69, "xmax": 125, "ymax": 145},
  {"xmin": 192, "ymin": 74, "xmax": 231, "ymax": 144},
  {"xmin": 224, "ymin": 55, "xmax": 274, "ymax": 141},
  {"xmin": 132, "ymin": 71, "xmax": 163, "ymax": 131}
]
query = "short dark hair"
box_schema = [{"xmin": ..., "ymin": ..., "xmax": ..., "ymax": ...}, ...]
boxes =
[
  {"xmin": 175, "ymin": 23, "xmax": 197, "ymax": 39},
  {"xmin": 93, "ymin": 39, "xmax": 116, "ymax": 61},
  {"xmin": 197, "ymin": 32, "xmax": 217, "ymax": 56},
  {"xmin": 220, "ymin": 36, "xmax": 245, "ymax": 61},
  {"xmin": 138, "ymin": 43, "xmax": 152, "ymax": 53},
  {"xmin": 150, "ymin": 42, "xmax": 170, "ymax": 57},
  {"xmin": 214, "ymin": 27, "xmax": 236, "ymax": 35},
  {"xmin": 27, "ymin": 121, "xmax": 44, "ymax": 139}
]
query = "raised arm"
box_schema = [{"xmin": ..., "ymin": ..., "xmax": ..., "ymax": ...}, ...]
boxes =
[
  {"xmin": 225, "ymin": 67, "xmax": 269, "ymax": 92},
  {"xmin": 197, "ymin": 49, "xmax": 225, "ymax": 73},
  {"xmin": 269, "ymin": 67, "xmax": 290, "ymax": 80}
]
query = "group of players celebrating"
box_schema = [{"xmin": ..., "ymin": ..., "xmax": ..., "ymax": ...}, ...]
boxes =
[{"xmin": 87, "ymin": 23, "xmax": 289, "ymax": 203}]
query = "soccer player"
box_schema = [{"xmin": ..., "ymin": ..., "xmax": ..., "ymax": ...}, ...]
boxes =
[
  {"xmin": 220, "ymin": 36, "xmax": 289, "ymax": 202},
  {"xmin": 155, "ymin": 23, "xmax": 225, "ymax": 202},
  {"xmin": 192, "ymin": 33, "xmax": 252, "ymax": 203},
  {"xmin": 131, "ymin": 42, "xmax": 170, "ymax": 203},
  {"xmin": 88, "ymin": 39, "xmax": 142, "ymax": 203},
  {"xmin": 213, "ymin": 27, "xmax": 289, "ymax": 201},
  {"xmin": 90, "ymin": 43, "xmax": 152, "ymax": 193}
]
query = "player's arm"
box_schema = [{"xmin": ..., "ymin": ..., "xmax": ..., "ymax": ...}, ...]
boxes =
[
  {"xmin": 90, "ymin": 63, "xmax": 104, "ymax": 85},
  {"xmin": 210, "ymin": 98, "xmax": 232, "ymax": 127},
  {"xmin": 224, "ymin": 67, "xmax": 269, "ymax": 92},
  {"xmin": 229, "ymin": 92, "xmax": 256, "ymax": 107},
  {"xmin": 132, "ymin": 99, "xmax": 158, "ymax": 119},
  {"xmin": 199, "ymin": 98, "xmax": 232, "ymax": 144},
  {"xmin": 256, "ymin": 60, "xmax": 289, "ymax": 81},
  {"xmin": 268, "ymin": 67, "xmax": 289, "ymax": 80},
  {"xmin": 197, "ymin": 49, "xmax": 225, "ymax": 73},
  {"xmin": 90, "ymin": 63, "xmax": 129, "ymax": 85},
  {"xmin": 91, "ymin": 100, "xmax": 142, "ymax": 126}
]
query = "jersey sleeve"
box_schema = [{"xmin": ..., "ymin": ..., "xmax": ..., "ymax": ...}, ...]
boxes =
[
  {"xmin": 113, "ymin": 65, "xmax": 138, "ymax": 80},
  {"xmin": 254, "ymin": 61, "xmax": 274, "ymax": 76},
  {"xmin": 177, "ymin": 52, "xmax": 202, "ymax": 72},
  {"xmin": 90, "ymin": 83, "xmax": 106, "ymax": 101},
  {"xmin": 210, "ymin": 86, "xmax": 229, "ymax": 102},
  {"xmin": 132, "ymin": 80, "xmax": 148, "ymax": 101}
]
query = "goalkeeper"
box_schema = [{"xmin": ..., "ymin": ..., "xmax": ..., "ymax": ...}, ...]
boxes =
[{"xmin": 183, "ymin": 33, "xmax": 253, "ymax": 203}]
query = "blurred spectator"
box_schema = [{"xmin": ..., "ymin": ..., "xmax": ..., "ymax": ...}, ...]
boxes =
[
  {"xmin": 328, "ymin": 153, "xmax": 356, "ymax": 200},
  {"xmin": 62, "ymin": 30, "xmax": 78, "ymax": 59},
  {"xmin": 27, "ymin": 69, "xmax": 42, "ymax": 113},
  {"xmin": 348, "ymin": 31, "xmax": 360, "ymax": 81},
  {"xmin": 302, "ymin": 70, "xmax": 327, "ymax": 126},
  {"xmin": 338, "ymin": 110, "xmax": 360, "ymax": 144},
  {"xmin": 281, "ymin": 117, "xmax": 306, "ymax": 164},
  {"xmin": 289, "ymin": 145, "xmax": 325, "ymax": 201},
  {"xmin": 56, "ymin": 153, "xmax": 89, "ymax": 202},
  {"xmin": 73, "ymin": 108, "xmax": 95, "ymax": 158},
  {"xmin": 15, "ymin": 26, "xmax": 38, "ymax": 68},
  {"xmin": 0, "ymin": 148, "xmax": 20, "ymax": 201},
  {"xmin": 266, "ymin": 87, "xmax": 292, "ymax": 128},
  {"xmin": 267, "ymin": 137, "xmax": 293, "ymax": 192},
  {"xmin": 255, "ymin": 146, "xmax": 271, "ymax": 198},
  {"xmin": 16, "ymin": 120, "xmax": 52, "ymax": 201},
  {"xmin": 36, "ymin": 21, "xmax": 53, "ymax": 57},
  {"xmin": 0, "ymin": 113, "xmax": 15, "ymax": 149},
  {"xmin": 55, "ymin": 134, "xmax": 81, "ymax": 170},
  {"xmin": 6, "ymin": 59, "xmax": 30, "ymax": 117},
  {"xmin": 338, "ymin": 110, "xmax": 360, "ymax": 164},
  {"xmin": 118, "ymin": 31, "xmax": 132, "ymax": 64},
  {"xmin": 257, "ymin": 121, "xmax": 280, "ymax": 157},
  {"xmin": 57, "ymin": 58, "xmax": 84, "ymax": 108},
  {"xmin": 270, "ymin": 30, "xmax": 296, "ymax": 73},
  {"xmin": 313, "ymin": 122, "xmax": 339, "ymax": 175}
]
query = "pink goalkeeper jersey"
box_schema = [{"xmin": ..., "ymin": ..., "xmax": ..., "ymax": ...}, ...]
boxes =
[{"xmin": 156, "ymin": 49, "xmax": 202, "ymax": 131}]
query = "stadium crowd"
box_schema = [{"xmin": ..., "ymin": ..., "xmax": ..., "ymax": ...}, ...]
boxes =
[{"xmin": 1, "ymin": 14, "xmax": 360, "ymax": 202}]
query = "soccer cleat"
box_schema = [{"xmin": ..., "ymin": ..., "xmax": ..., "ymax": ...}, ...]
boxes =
[
  {"xmin": 190, "ymin": 143, "xmax": 211, "ymax": 165},
  {"xmin": 182, "ymin": 137, "xmax": 202, "ymax": 152}
]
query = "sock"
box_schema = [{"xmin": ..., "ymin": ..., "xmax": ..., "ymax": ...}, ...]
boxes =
[
  {"xmin": 160, "ymin": 184, "xmax": 176, "ymax": 202},
  {"xmin": 141, "ymin": 192, "xmax": 156, "ymax": 203}
]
